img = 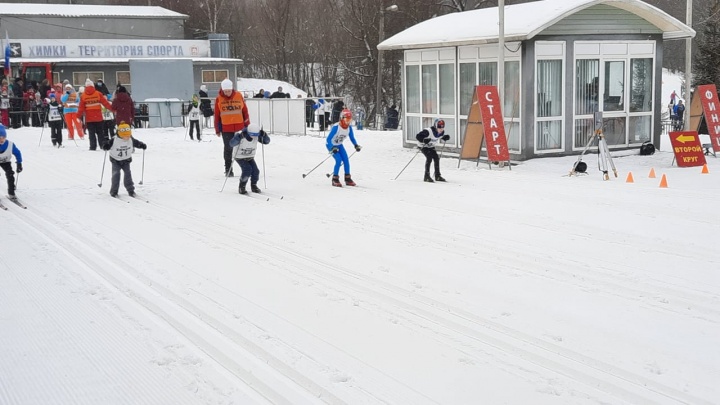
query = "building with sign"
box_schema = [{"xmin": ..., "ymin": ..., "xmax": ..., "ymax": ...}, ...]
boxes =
[
  {"xmin": 378, "ymin": 0, "xmax": 695, "ymax": 160},
  {"xmin": 1, "ymin": 2, "xmax": 241, "ymax": 100}
]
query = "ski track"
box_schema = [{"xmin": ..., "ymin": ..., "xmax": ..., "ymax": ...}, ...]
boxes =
[
  {"xmin": 20, "ymin": 183, "xmax": 710, "ymax": 405},
  {"xmin": 15, "ymin": 139, "xmax": 718, "ymax": 404}
]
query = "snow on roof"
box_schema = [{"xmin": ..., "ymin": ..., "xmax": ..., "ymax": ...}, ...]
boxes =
[
  {"xmin": 0, "ymin": 3, "xmax": 186, "ymax": 19},
  {"xmin": 378, "ymin": 0, "xmax": 695, "ymax": 51},
  {"xmin": 11, "ymin": 57, "xmax": 242, "ymax": 64}
]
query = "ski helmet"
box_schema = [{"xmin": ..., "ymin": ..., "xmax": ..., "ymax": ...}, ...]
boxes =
[
  {"xmin": 339, "ymin": 109, "xmax": 352, "ymax": 128},
  {"xmin": 434, "ymin": 118, "xmax": 445, "ymax": 129},
  {"xmin": 247, "ymin": 123, "xmax": 262, "ymax": 137}
]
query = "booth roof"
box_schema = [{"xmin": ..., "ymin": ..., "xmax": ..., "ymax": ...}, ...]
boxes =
[
  {"xmin": 0, "ymin": 3, "xmax": 186, "ymax": 19},
  {"xmin": 378, "ymin": 0, "xmax": 695, "ymax": 51}
]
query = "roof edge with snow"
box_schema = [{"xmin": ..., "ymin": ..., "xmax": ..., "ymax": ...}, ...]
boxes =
[
  {"xmin": 0, "ymin": 3, "xmax": 187, "ymax": 19},
  {"xmin": 378, "ymin": 0, "xmax": 694, "ymax": 51}
]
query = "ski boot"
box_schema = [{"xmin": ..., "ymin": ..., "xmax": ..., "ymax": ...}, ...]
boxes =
[
  {"xmin": 251, "ymin": 183, "xmax": 261, "ymax": 193},
  {"xmin": 424, "ymin": 172, "xmax": 434, "ymax": 183},
  {"xmin": 239, "ymin": 181, "xmax": 247, "ymax": 194},
  {"xmin": 331, "ymin": 175, "xmax": 342, "ymax": 187},
  {"xmin": 344, "ymin": 174, "xmax": 356, "ymax": 186},
  {"xmin": 434, "ymin": 173, "xmax": 446, "ymax": 182},
  {"xmin": 129, "ymin": 191, "xmax": 137, "ymax": 198}
]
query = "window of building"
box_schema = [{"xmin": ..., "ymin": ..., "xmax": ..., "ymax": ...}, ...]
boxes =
[
  {"xmin": 406, "ymin": 65, "xmax": 420, "ymax": 114},
  {"xmin": 536, "ymin": 59, "xmax": 564, "ymax": 151},
  {"xmin": 421, "ymin": 64, "xmax": 437, "ymax": 114},
  {"xmin": 202, "ymin": 70, "xmax": 228, "ymax": 83},
  {"xmin": 52, "ymin": 72, "xmax": 60, "ymax": 86},
  {"xmin": 73, "ymin": 72, "xmax": 104, "ymax": 87},
  {"xmin": 573, "ymin": 42, "xmax": 655, "ymax": 148},
  {"xmin": 116, "ymin": 71, "xmax": 131, "ymax": 93}
]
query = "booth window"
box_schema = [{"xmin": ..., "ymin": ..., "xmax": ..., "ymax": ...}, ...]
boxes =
[
  {"xmin": 421, "ymin": 65, "xmax": 437, "ymax": 114},
  {"xmin": 536, "ymin": 59, "xmax": 563, "ymax": 151},
  {"xmin": 73, "ymin": 72, "xmax": 104, "ymax": 87},
  {"xmin": 406, "ymin": 65, "xmax": 420, "ymax": 114},
  {"xmin": 116, "ymin": 71, "xmax": 131, "ymax": 93},
  {"xmin": 202, "ymin": 70, "xmax": 228, "ymax": 83},
  {"xmin": 439, "ymin": 63, "xmax": 455, "ymax": 115}
]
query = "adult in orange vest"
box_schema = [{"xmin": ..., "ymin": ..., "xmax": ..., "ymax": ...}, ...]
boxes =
[
  {"xmin": 214, "ymin": 78, "xmax": 250, "ymax": 176},
  {"xmin": 78, "ymin": 79, "xmax": 113, "ymax": 151}
]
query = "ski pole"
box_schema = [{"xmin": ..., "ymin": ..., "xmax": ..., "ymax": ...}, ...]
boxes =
[
  {"xmin": 14, "ymin": 171, "xmax": 20, "ymax": 189},
  {"xmin": 220, "ymin": 143, "xmax": 242, "ymax": 192},
  {"xmin": 325, "ymin": 151, "xmax": 357, "ymax": 177},
  {"xmin": 139, "ymin": 148, "xmax": 145, "ymax": 185},
  {"xmin": 439, "ymin": 140, "xmax": 447, "ymax": 159},
  {"xmin": 38, "ymin": 122, "xmax": 46, "ymax": 146},
  {"xmin": 394, "ymin": 148, "xmax": 422, "ymax": 180},
  {"xmin": 261, "ymin": 139, "xmax": 267, "ymax": 189},
  {"xmin": 302, "ymin": 154, "xmax": 333, "ymax": 178},
  {"xmin": 98, "ymin": 150, "xmax": 108, "ymax": 187}
]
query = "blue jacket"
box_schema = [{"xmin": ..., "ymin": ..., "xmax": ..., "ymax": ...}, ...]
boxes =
[
  {"xmin": 0, "ymin": 140, "xmax": 23, "ymax": 163},
  {"xmin": 326, "ymin": 123, "xmax": 357, "ymax": 151}
]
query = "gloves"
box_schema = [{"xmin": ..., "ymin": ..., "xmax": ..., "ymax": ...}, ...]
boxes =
[
  {"xmin": 331, "ymin": 147, "xmax": 339, "ymax": 154},
  {"xmin": 354, "ymin": 144, "xmax": 362, "ymax": 152},
  {"xmin": 140, "ymin": 143, "xmax": 147, "ymax": 150},
  {"xmin": 422, "ymin": 138, "xmax": 431, "ymax": 144},
  {"xmin": 441, "ymin": 134, "xmax": 450, "ymax": 141},
  {"xmin": 16, "ymin": 163, "xmax": 23, "ymax": 173},
  {"xmin": 243, "ymin": 131, "xmax": 253, "ymax": 142},
  {"xmin": 102, "ymin": 143, "xmax": 111, "ymax": 151}
]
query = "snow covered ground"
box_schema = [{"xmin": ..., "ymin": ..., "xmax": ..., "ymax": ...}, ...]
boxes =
[{"xmin": 1, "ymin": 124, "xmax": 718, "ymax": 405}]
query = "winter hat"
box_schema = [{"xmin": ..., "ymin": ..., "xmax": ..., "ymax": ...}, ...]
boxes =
[
  {"xmin": 117, "ymin": 86, "xmax": 127, "ymax": 93},
  {"xmin": 0, "ymin": 124, "xmax": 6, "ymax": 138},
  {"xmin": 65, "ymin": 84, "xmax": 73, "ymax": 91},
  {"xmin": 85, "ymin": 78, "xmax": 94, "ymax": 87},
  {"xmin": 49, "ymin": 92, "xmax": 56, "ymax": 99},
  {"xmin": 116, "ymin": 122, "xmax": 132, "ymax": 139},
  {"xmin": 200, "ymin": 84, "xmax": 207, "ymax": 92},
  {"xmin": 79, "ymin": 86, "xmax": 85, "ymax": 93},
  {"xmin": 221, "ymin": 79, "xmax": 233, "ymax": 90}
]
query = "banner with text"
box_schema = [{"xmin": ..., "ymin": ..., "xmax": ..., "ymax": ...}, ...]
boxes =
[
  {"xmin": 10, "ymin": 39, "xmax": 210, "ymax": 59},
  {"xmin": 697, "ymin": 84, "xmax": 720, "ymax": 154}
]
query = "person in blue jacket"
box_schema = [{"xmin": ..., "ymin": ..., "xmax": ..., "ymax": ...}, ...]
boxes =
[
  {"xmin": 326, "ymin": 108, "xmax": 361, "ymax": 187},
  {"xmin": 0, "ymin": 124, "xmax": 23, "ymax": 198}
]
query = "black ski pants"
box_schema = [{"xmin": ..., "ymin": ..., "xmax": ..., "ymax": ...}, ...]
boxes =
[
  {"xmin": 1, "ymin": 162, "xmax": 16, "ymax": 195},
  {"xmin": 221, "ymin": 132, "xmax": 235, "ymax": 172},
  {"xmin": 87, "ymin": 121, "xmax": 106, "ymax": 150},
  {"xmin": 421, "ymin": 147, "xmax": 441, "ymax": 175},
  {"xmin": 189, "ymin": 120, "xmax": 201, "ymax": 140},
  {"xmin": 50, "ymin": 121, "xmax": 63, "ymax": 146}
]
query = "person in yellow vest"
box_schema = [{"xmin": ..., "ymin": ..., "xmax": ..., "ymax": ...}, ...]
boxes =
[
  {"xmin": 102, "ymin": 122, "xmax": 146, "ymax": 198},
  {"xmin": 214, "ymin": 78, "xmax": 250, "ymax": 177},
  {"xmin": 78, "ymin": 79, "xmax": 114, "ymax": 151}
]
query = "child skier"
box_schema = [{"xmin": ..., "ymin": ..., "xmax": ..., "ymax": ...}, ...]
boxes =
[
  {"xmin": 187, "ymin": 96, "xmax": 202, "ymax": 141},
  {"xmin": 47, "ymin": 93, "xmax": 64, "ymax": 147},
  {"xmin": 230, "ymin": 123, "xmax": 270, "ymax": 194},
  {"xmin": 416, "ymin": 118, "xmax": 450, "ymax": 182},
  {"xmin": 326, "ymin": 108, "xmax": 361, "ymax": 187},
  {"xmin": 101, "ymin": 122, "xmax": 147, "ymax": 197},
  {"xmin": 0, "ymin": 124, "xmax": 23, "ymax": 199}
]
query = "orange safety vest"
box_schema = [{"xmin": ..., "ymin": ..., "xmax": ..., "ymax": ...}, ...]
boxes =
[{"xmin": 214, "ymin": 91, "xmax": 249, "ymax": 132}]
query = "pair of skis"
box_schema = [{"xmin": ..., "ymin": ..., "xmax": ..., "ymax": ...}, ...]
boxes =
[
  {"xmin": 111, "ymin": 194, "xmax": 149, "ymax": 203},
  {"xmin": 0, "ymin": 196, "xmax": 27, "ymax": 210}
]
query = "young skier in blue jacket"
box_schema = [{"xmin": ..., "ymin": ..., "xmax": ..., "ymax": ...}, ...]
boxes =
[
  {"xmin": 0, "ymin": 124, "xmax": 23, "ymax": 198},
  {"xmin": 230, "ymin": 123, "xmax": 270, "ymax": 194},
  {"xmin": 326, "ymin": 108, "xmax": 361, "ymax": 187}
]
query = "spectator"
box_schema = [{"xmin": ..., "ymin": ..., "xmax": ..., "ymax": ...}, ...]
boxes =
[
  {"xmin": 305, "ymin": 93, "xmax": 315, "ymax": 128},
  {"xmin": 77, "ymin": 79, "xmax": 113, "ymax": 151},
  {"xmin": 254, "ymin": 89, "xmax": 265, "ymax": 98},
  {"xmin": 269, "ymin": 86, "xmax": 285, "ymax": 99},
  {"xmin": 199, "ymin": 84, "xmax": 213, "ymax": 127},
  {"xmin": 385, "ymin": 104, "xmax": 399, "ymax": 129},
  {"xmin": 331, "ymin": 99, "xmax": 345, "ymax": 124},
  {"xmin": 111, "ymin": 86, "xmax": 135, "ymax": 128}
]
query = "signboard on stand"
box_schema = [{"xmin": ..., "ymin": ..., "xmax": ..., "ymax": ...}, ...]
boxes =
[
  {"xmin": 459, "ymin": 85, "xmax": 511, "ymax": 169},
  {"xmin": 696, "ymin": 84, "xmax": 720, "ymax": 155},
  {"xmin": 668, "ymin": 131, "xmax": 707, "ymax": 167}
]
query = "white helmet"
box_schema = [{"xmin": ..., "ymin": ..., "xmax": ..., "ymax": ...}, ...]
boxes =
[{"xmin": 246, "ymin": 123, "xmax": 262, "ymax": 136}]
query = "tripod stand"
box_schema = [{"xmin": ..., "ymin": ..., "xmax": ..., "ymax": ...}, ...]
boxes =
[{"xmin": 570, "ymin": 128, "xmax": 617, "ymax": 180}]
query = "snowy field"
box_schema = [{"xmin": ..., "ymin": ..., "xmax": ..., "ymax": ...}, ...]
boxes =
[{"xmin": 1, "ymin": 124, "xmax": 718, "ymax": 405}]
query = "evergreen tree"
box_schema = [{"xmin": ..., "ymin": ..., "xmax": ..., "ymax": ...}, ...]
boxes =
[{"xmin": 693, "ymin": 1, "xmax": 720, "ymax": 87}]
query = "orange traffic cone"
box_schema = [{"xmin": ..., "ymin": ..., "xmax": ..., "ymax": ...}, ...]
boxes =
[
  {"xmin": 701, "ymin": 164, "xmax": 709, "ymax": 174},
  {"xmin": 648, "ymin": 168, "xmax": 656, "ymax": 178},
  {"xmin": 625, "ymin": 172, "xmax": 634, "ymax": 183},
  {"xmin": 659, "ymin": 174, "xmax": 668, "ymax": 188}
]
